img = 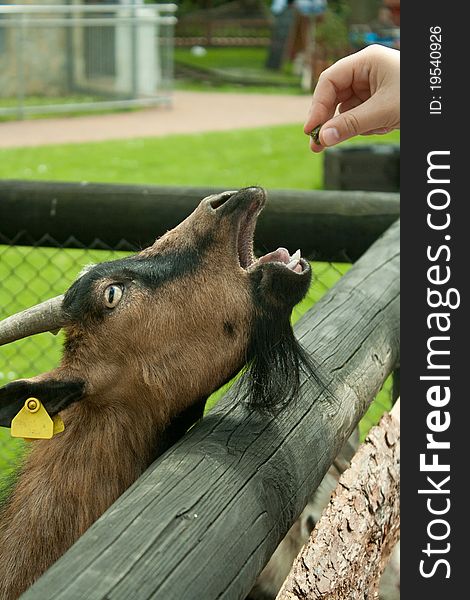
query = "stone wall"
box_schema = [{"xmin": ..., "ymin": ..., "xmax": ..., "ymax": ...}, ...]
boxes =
[
  {"xmin": 0, "ymin": 0, "xmax": 67, "ymax": 98},
  {"xmin": 0, "ymin": 1, "xmax": 161, "ymax": 102}
]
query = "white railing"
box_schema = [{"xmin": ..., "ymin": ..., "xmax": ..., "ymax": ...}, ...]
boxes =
[{"xmin": 0, "ymin": 4, "xmax": 178, "ymax": 119}]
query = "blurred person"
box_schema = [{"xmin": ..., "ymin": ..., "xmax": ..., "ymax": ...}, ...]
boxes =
[
  {"xmin": 384, "ymin": 0, "xmax": 400, "ymax": 26},
  {"xmin": 304, "ymin": 44, "xmax": 400, "ymax": 152},
  {"xmin": 291, "ymin": 0, "xmax": 327, "ymax": 90},
  {"xmin": 267, "ymin": 0, "xmax": 325, "ymax": 78}
]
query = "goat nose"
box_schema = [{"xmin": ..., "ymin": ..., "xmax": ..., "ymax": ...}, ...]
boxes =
[{"xmin": 206, "ymin": 190, "xmax": 238, "ymax": 211}]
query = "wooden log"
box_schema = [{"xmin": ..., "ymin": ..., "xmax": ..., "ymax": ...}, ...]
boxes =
[
  {"xmin": 277, "ymin": 400, "xmax": 400, "ymax": 600},
  {"xmin": 22, "ymin": 220, "xmax": 400, "ymax": 600},
  {"xmin": 0, "ymin": 180, "xmax": 399, "ymax": 262}
]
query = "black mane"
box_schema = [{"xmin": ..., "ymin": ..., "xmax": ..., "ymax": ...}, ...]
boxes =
[{"xmin": 244, "ymin": 310, "xmax": 319, "ymax": 413}]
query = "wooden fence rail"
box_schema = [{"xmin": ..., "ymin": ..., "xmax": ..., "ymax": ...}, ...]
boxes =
[
  {"xmin": 0, "ymin": 180, "xmax": 399, "ymax": 262},
  {"xmin": 22, "ymin": 219, "xmax": 400, "ymax": 600},
  {"xmin": 175, "ymin": 17, "xmax": 272, "ymax": 47}
]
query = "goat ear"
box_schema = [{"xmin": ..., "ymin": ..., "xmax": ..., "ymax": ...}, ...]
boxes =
[{"xmin": 0, "ymin": 377, "xmax": 85, "ymax": 428}]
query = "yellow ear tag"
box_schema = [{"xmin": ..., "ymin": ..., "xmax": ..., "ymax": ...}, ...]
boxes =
[
  {"xmin": 11, "ymin": 398, "xmax": 64, "ymax": 441},
  {"xmin": 52, "ymin": 414, "xmax": 65, "ymax": 435}
]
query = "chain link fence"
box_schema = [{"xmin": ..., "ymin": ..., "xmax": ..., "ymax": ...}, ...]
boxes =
[{"xmin": 0, "ymin": 3, "xmax": 177, "ymax": 120}]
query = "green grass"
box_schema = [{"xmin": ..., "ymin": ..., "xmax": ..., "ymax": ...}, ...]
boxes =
[
  {"xmin": 174, "ymin": 47, "xmax": 301, "ymax": 89},
  {"xmin": 174, "ymin": 81, "xmax": 307, "ymax": 95},
  {"xmin": 175, "ymin": 47, "xmax": 271, "ymax": 71},
  {"xmin": 0, "ymin": 125, "xmax": 399, "ymax": 189}
]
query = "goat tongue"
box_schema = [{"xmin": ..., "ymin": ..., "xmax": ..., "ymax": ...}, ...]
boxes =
[
  {"xmin": 286, "ymin": 250, "xmax": 303, "ymax": 273},
  {"xmin": 257, "ymin": 247, "xmax": 291, "ymax": 265},
  {"xmin": 255, "ymin": 247, "xmax": 303, "ymax": 274}
]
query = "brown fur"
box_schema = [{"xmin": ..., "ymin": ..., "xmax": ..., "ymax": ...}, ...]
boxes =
[{"xmin": 0, "ymin": 194, "xmax": 254, "ymax": 598}]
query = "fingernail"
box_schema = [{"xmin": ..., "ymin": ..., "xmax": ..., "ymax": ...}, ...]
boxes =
[
  {"xmin": 367, "ymin": 128, "xmax": 390, "ymax": 135},
  {"xmin": 322, "ymin": 127, "xmax": 340, "ymax": 146}
]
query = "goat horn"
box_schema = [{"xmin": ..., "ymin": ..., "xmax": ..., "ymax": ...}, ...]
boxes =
[{"xmin": 0, "ymin": 295, "xmax": 69, "ymax": 346}]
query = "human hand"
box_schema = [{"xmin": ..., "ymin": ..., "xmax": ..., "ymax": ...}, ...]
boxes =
[{"xmin": 304, "ymin": 45, "xmax": 400, "ymax": 152}]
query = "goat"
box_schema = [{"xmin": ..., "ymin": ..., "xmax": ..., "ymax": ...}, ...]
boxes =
[{"xmin": 0, "ymin": 187, "xmax": 313, "ymax": 599}]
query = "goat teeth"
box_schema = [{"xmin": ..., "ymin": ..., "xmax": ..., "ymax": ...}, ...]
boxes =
[
  {"xmin": 290, "ymin": 249, "xmax": 301, "ymax": 261},
  {"xmin": 286, "ymin": 258, "xmax": 300, "ymax": 270}
]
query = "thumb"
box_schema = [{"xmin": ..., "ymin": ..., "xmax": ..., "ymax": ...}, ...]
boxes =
[{"xmin": 319, "ymin": 95, "xmax": 391, "ymax": 147}]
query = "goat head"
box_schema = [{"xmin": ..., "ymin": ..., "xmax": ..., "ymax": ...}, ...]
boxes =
[{"xmin": 0, "ymin": 187, "xmax": 313, "ymax": 429}]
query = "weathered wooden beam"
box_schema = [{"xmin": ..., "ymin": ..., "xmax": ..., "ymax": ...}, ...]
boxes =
[
  {"xmin": 277, "ymin": 400, "xmax": 400, "ymax": 599},
  {"xmin": 23, "ymin": 220, "xmax": 400, "ymax": 600},
  {"xmin": 0, "ymin": 180, "xmax": 399, "ymax": 261}
]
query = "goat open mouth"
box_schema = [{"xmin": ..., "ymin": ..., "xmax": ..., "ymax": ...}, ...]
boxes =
[
  {"xmin": 236, "ymin": 195, "xmax": 307, "ymax": 275},
  {"xmin": 209, "ymin": 187, "xmax": 308, "ymax": 274}
]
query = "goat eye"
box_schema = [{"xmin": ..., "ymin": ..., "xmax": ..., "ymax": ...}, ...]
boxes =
[{"xmin": 104, "ymin": 284, "xmax": 123, "ymax": 308}]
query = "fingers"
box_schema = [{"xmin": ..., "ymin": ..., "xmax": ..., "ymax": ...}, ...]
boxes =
[
  {"xmin": 361, "ymin": 127, "xmax": 393, "ymax": 136},
  {"xmin": 318, "ymin": 93, "xmax": 392, "ymax": 145},
  {"xmin": 304, "ymin": 53, "xmax": 358, "ymax": 136},
  {"xmin": 338, "ymin": 95, "xmax": 364, "ymax": 114},
  {"xmin": 308, "ymin": 89, "xmax": 396, "ymax": 152},
  {"xmin": 304, "ymin": 45, "xmax": 400, "ymax": 152}
]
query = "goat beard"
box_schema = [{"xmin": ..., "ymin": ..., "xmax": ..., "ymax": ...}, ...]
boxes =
[{"xmin": 242, "ymin": 312, "xmax": 319, "ymax": 413}]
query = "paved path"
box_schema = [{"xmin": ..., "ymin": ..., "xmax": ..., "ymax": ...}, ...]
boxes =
[{"xmin": 0, "ymin": 91, "xmax": 311, "ymax": 149}]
